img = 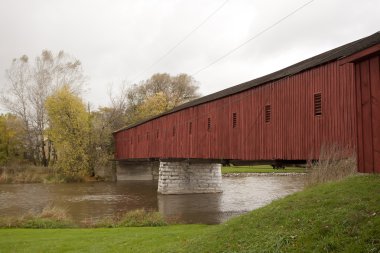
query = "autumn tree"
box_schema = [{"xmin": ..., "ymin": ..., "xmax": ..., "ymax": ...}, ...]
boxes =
[
  {"xmin": 0, "ymin": 51, "xmax": 85, "ymax": 166},
  {"xmin": 45, "ymin": 85, "xmax": 90, "ymax": 177},
  {"xmin": 125, "ymin": 73, "xmax": 200, "ymax": 124},
  {"xmin": 0, "ymin": 114, "xmax": 26, "ymax": 165}
]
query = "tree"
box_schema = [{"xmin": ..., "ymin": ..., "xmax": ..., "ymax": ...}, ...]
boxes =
[
  {"xmin": 125, "ymin": 73, "xmax": 200, "ymax": 124},
  {"xmin": 0, "ymin": 114, "xmax": 26, "ymax": 165},
  {"xmin": 45, "ymin": 85, "xmax": 90, "ymax": 177},
  {"xmin": 132, "ymin": 92, "xmax": 169, "ymax": 123},
  {"xmin": 1, "ymin": 50, "xmax": 85, "ymax": 166}
]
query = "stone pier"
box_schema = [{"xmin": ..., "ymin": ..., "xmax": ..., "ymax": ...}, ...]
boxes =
[
  {"xmin": 157, "ymin": 161, "xmax": 222, "ymax": 194},
  {"xmin": 116, "ymin": 161, "xmax": 159, "ymax": 181}
]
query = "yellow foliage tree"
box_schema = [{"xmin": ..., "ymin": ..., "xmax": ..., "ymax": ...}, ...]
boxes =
[
  {"xmin": 131, "ymin": 92, "xmax": 169, "ymax": 123},
  {"xmin": 45, "ymin": 85, "xmax": 90, "ymax": 177},
  {"xmin": 125, "ymin": 73, "xmax": 200, "ymax": 125},
  {"xmin": 0, "ymin": 114, "xmax": 25, "ymax": 165}
]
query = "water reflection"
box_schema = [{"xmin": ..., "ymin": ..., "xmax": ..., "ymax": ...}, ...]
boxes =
[
  {"xmin": 158, "ymin": 193, "xmax": 223, "ymax": 224},
  {"xmin": 0, "ymin": 175, "xmax": 304, "ymax": 224}
]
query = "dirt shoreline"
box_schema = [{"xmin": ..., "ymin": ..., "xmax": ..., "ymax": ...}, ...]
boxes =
[{"xmin": 223, "ymin": 172, "xmax": 307, "ymax": 177}]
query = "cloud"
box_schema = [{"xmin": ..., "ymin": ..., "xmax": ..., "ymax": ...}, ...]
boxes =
[{"xmin": 0, "ymin": 0, "xmax": 379, "ymax": 110}]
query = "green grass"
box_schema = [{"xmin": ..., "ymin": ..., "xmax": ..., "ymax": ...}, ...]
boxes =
[
  {"xmin": 178, "ymin": 175, "xmax": 380, "ymax": 253},
  {"xmin": 0, "ymin": 225, "xmax": 211, "ymax": 253},
  {"xmin": 222, "ymin": 165, "xmax": 306, "ymax": 174},
  {"xmin": 0, "ymin": 175, "xmax": 379, "ymax": 252}
]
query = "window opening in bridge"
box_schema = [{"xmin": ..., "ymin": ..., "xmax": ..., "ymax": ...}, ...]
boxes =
[
  {"xmin": 173, "ymin": 126, "xmax": 176, "ymax": 137},
  {"xmin": 314, "ymin": 93, "xmax": 322, "ymax": 116},
  {"xmin": 189, "ymin": 122, "xmax": 192, "ymax": 135},
  {"xmin": 265, "ymin": 105, "xmax": 271, "ymax": 123},
  {"xmin": 207, "ymin": 117, "xmax": 211, "ymax": 131},
  {"xmin": 232, "ymin": 112, "xmax": 237, "ymax": 128}
]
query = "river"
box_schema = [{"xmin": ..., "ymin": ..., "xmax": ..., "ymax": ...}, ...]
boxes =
[{"xmin": 0, "ymin": 175, "xmax": 305, "ymax": 224}]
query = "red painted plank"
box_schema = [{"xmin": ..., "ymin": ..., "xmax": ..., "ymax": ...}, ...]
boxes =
[
  {"xmin": 359, "ymin": 60, "xmax": 374, "ymax": 172},
  {"xmin": 370, "ymin": 56, "xmax": 380, "ymax": 172}
]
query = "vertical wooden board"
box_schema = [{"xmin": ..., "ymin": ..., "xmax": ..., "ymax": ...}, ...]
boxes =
[
  {"xmin": 301, "ymin": 72, "xmax": 307, "ymax": 159},
  {"xmin": 320, "ymin": 64, "xmax": 326, "ymax": 155},
  {"xmin": 346, "ymin": 63, "xmax": 357, "ymax": 149},
  {"xmin": 243, "ymin": 90, "xmax": 255, "ymax": 160},
  {"xmin": 220, "ymin": 97, "xmax": 227, "ymax": 158},
  {"xmin": 296, "ymin": 74, "xmax": 302, "ymax": 159},
  {"xmin": 281, "ymin": 79, "xmax": 288, "ymax": 159},
  {"xmin": 261, "ymin": 86, "xmax": 267, "ymax": 159},
  {"xmin": 197, "ymin": 105, "xmax": 204, "ymax": 158},
  {"xmin": 291, "ymin": 76, "xmax": 296, "ymax": 159},
  {"xmin": 331, "ymin": 63, "xmax": 338, "ymax": 146},
  {"xmin": 355, "ymin": 63, "xmax": 364, "ymax": 171},
  {"xmin": 360, "ymin": 60, "xmax": 375, "ymax": 172},
  {"xmin": 340, "ymin": 64, "xmax": 348, "ymax": 146},
  {"xmin": 215, "ymin": 98, "xmax": 220, "ymax": 158},
  {"xmin": 301, "ymin": 71, "xmax": 307, "ymax": 159},
  {"xmin": 258, "ymin": 87, "xmax": 263, "ymax": 159},
  {"xmin": 239, "ymin": 94, "xmax": 245, "ymax": 159},
  {"xmin": 229, "ymin": 95, "xmax": 234, "ymax": 159},
  {"xmin": 325, "ymin": 62, "xmax": 336, "ymax": 146},
  {"xmin": 339, "ymin": 63, "xmax": 347, "ymax": 146},
  {"xmin": 312, "ymin": 67, "xmax": 317, "ymax": 157},
  {"xmin": 370, "ymin": 56, "xmax": 380, "ymax": 172},
  {"xmin": 276, "ymin": 80, "xmax": 280, "ymax": 159}
]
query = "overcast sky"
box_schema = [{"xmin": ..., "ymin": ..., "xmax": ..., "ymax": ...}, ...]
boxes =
[{"xmin": 0, "ymin": 0, "xmax": 379, "ymax": 110}]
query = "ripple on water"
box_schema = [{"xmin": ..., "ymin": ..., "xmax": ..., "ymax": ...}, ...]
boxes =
[{"xmin": 69, "ymin": 194, "xmax": 136, "ymax": 202}]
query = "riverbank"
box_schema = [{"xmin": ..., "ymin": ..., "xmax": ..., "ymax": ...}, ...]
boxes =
[
  {"xmin": 0, "ymin": 175, "xmax": 378, "ymax": 252},
  {"xmin": 221, "ymin": 165, "xmax": 306, "ymax": 174},
  {"xmin": 0, "ymin": 166, "xmax": 99, "ymax": 183}
]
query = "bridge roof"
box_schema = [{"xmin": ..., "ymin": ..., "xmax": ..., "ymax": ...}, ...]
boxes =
[{"xmin": 114, "ymin": 31, "xmax": 380, "ymax": 134}]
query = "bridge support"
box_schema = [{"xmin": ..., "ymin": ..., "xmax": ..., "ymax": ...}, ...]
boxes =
[
  {"xmin": 116, "ymin": 161, "xmax": 159, "ymax": 180},
  {"xmin": 158, "ymin": 161, "xmax": 222, "ymax": 194}
]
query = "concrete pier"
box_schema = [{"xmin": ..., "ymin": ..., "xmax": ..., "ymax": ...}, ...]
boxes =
[{"xmin": 157, "ymin": 161, "xmax": 222, "ymax": 194}]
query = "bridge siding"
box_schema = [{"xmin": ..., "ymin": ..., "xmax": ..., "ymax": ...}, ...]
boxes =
[
  {"xmin": 355, "ymin": 55, "xmax": 380, "ymax": 173},
  {"xmin": 114, "ymin": 61, "xmax": 357, "ymax": 161}
]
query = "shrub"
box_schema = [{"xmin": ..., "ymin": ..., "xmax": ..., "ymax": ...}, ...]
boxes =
[
  {"xmin": 118, "ymin": 209, "xmax": 167, "ymax": 227},
  {"xmin": 0, "ymin": 166, "xmax": 54, "ymax": 183},
  {"xmin": 0, "ymin": 205, "xmax": 75, "ymax": 229},
  {"xmin": 307, "ymin": 145, "xmax": 357, "ymax": 186}
]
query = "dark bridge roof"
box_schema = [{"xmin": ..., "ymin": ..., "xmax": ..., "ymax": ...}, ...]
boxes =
[{"xmin": 114, "ymin": 31, "xmax": 380, "ymax": 133}]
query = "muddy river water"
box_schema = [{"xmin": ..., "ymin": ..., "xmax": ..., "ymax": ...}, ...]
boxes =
[{"xmin": 0, "ymin": 175, "xmax": 305, "ymax": 224}]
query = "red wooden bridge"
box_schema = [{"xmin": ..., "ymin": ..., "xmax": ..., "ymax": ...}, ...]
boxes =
[{"xmin": 113, "ymin": 32, "xmax": 380, "ymax": 193}]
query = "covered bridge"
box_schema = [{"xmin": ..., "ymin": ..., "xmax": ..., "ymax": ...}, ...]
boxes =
[{"xmin": 114, "ymin": 32, "xmax": 380, "ymax": 194}]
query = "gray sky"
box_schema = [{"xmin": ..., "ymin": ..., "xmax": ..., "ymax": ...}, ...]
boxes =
[{"xmin": 0, "ymin": 0, "xmax": 379, "ymax": 110}]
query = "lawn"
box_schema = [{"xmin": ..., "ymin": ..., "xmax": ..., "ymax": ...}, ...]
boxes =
[
  {"xmin": 0, "ymin": 175, "xmax": 379, "ymax": 253},
  {"xmin": 178, "ymin": 175, "xmax": 380, "ymax": 253},
  {"xmin": 222, "ymin": 165, "xmax": 306, "ymax": 174},
  {"xmin": 0, "ymin": 225, "xmax": 213, "ymax": 253}
]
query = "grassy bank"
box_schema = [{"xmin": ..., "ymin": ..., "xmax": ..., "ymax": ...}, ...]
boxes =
[
  {"xmin": 179, "ymin": 175, "xmax": 380, "ymax": 253},
  {"xmin": 0, "ymin": 175, "xmax": 378, "ymax": 252},
  {"xmin": 222, "ymin": 165, "xmax": 306, "ymax": 174},
  {"xmin": 0, "ymin": 209, "xmax": 167, "ymax": 229},
  {"xmin": 0, "ymin": 166, "xmax": 94, "ymax": 183}
]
